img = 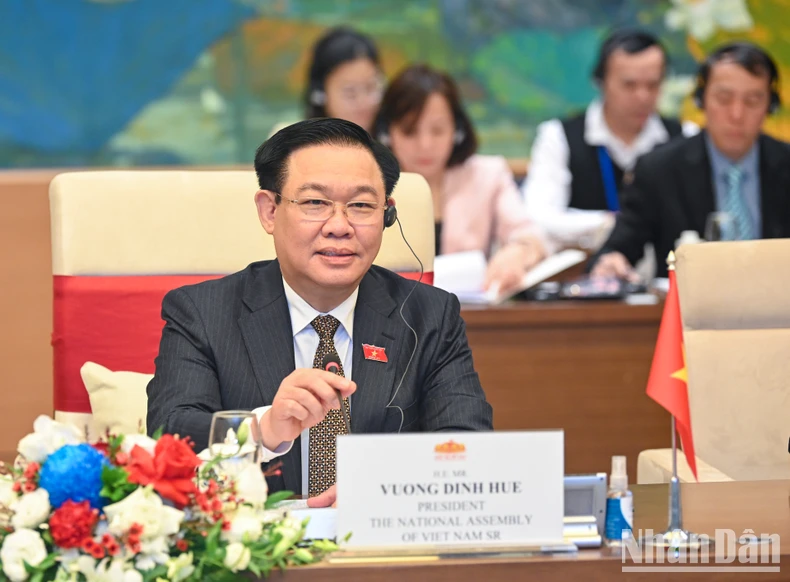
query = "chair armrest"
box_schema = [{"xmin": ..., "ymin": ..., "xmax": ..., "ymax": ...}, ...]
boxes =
[{"xmin": 637, "ymin": 448, "xmax": 734, "ymax": 484}]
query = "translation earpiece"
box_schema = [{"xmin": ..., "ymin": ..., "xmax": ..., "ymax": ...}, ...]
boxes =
[
  {"xmin": 310, "ymin": 89, "xmax": 327, "ymax": 106},
  {"xmin": 383, "ymin": 197, "xmax": 397, "ymax": 229}
]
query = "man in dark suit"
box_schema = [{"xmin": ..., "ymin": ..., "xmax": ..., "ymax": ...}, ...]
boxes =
[
  {"xmin": 591, "ymin": 42, "xmax": 790, "ymax": 279},
  {"xmin": 146, "ymin": 118, "xmax": 493, "ymax": 504}
]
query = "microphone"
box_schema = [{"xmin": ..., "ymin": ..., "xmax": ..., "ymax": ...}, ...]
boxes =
[{"xmin": 321, "ymin": 352, "xmax": 352, "ymax": 434}]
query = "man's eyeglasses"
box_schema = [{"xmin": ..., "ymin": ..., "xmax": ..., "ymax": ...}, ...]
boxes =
[{"xmin": 275, "ymin": 193, "xmax": 385, "ymax": 225}]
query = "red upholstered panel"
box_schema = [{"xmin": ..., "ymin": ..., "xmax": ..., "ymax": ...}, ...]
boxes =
[
  {"xmin": 52, "ymin": 270, "xmax": 432, "ymax": 414},
  {"xmin": 399, "ymin": 271, "xmax": 434, "ymax": 285},
  {"xmin": 52, "ymin": 275, "xmax": 222, "ymax": 414}
]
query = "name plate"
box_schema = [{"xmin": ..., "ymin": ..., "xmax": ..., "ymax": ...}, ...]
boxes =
[{"xmin": 336, "ymin": 430, "xmax": 564, "ymax": 549}]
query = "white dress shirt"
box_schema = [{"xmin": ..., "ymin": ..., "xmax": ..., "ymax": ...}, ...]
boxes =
[
  {"xmin": 254, "ymin": 277, "xmax": 358, "ymax": 494},
  {"xmin": 521, "ymin": 100, "xmax": 698, "ymax": 251}
]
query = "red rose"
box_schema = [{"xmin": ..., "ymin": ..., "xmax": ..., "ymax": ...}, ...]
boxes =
[
  {"xmin": 50, "ymin": 500, "xmax": 99, "ymax": 549},
  {"xmin": 126, "ymin": 434, "xmax": 200, "ymax": 507}
]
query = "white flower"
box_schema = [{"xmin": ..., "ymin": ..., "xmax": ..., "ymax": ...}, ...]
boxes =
[
  {"xmin": 200, "ymin": 87, "xmax": 226, "ymax": 115},
  {"xmin": 235, "ymin": 463, "xmax": 268, "ymax": 508},
  {"xmin": 136, "ymin": 536, "xmax": 171, "ymax": 568},
  {"xmin": 17, "ymin": 415, "xmax": 83, "ymax": 463},
  {"xmin": 1, "ymin": 529, "xmax": 48, "ymax": 582},
  {"xmin": 104, "ymin": 487, "xmax": 183, "ymax": 540},
  {"xmin": 133, "ymin": 554, "xmax": 157, "ymax": 572},
  {"xmin": 715, "ymin": 0, "xmax": 754, "ymax": 30},
  {"xmin": 223, "ymin": 542, "xmax": 251, "ymax": 573},
  {"xmin": 166, "ymin": 552, "xmax": 194, "ymax": 582},
  {"xmin": 56, "ymin": 548, "xmax": 80, "ymax": 569},
  {"xmin": 259, "ymin": 508, "xmax": 287, "ymax": 523},
  {"xmin": 103, "ymin": 487, "xmax": 183, "ymax": 567},
  {"xmin": 665, "ymin": 0, "xmax": 753, "ymax": 41},
  {"xmin": 75, "ymin": 556, "xmax": 143, "ymax": 582},
  {"xmin": 221, "ymin": 505, "xmax": 263, "ymax": 543},
  {"xmin": 0, "ymin": 475, "xmax": 17, "ymax": 509},
  {"xmin": 658, "ymin": 74, "xmax": 696, "ymax": 117},
  {"xmin": 10, "ymin": 488, "xmax": 51, "ymax": 530},
  {"xmin": 119, "ymin": 434, "xmax": 157, "ymax": 456}
]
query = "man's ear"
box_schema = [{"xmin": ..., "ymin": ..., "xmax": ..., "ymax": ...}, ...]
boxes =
[{"xmin": 255, "ymin": 190, "xmax": 277, "ymax": 235}]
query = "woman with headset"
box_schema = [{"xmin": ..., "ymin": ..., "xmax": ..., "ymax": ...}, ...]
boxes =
[
  {"xmin": 376, "ymin": 64, "xmax": 547, "ymax": 294},
  {"xmin": 303, "ymin": 26, "xmax": 385, "ymax": 134}
]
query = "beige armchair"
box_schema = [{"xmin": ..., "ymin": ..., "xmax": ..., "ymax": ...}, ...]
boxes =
[{"xmin": 637, "ymin": 239, "xmax": 790, "ymax": 483}]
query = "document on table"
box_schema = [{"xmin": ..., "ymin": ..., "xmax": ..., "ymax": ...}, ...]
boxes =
[{"xmin": 434, "ymin": 249, "xmax": 587, "ymax": 304}]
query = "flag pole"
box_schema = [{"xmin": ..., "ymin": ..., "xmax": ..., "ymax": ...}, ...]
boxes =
[{"xmin": 646, "ymin": 252, "xmax": 710, "ymax": 552}]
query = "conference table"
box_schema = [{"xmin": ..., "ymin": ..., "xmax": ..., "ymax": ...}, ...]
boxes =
[
  {"xmin": 462, "ymin": 299, "xmax": 666, "ymax": 476},
  {"xmin": 272, "ymin": 480, "xmax": 790, "ymax": 581}
]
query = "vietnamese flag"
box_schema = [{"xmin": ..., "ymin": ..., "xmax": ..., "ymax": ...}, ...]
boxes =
[{"xmin": 646, "ymin": 266, "xmax": 698, "ymax": 481}]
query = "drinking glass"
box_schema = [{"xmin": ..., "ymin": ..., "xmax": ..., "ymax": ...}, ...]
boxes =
[
  {"xmin": 207, "ymin": 410, "xmax": 261, "ymax": 477},
  {"xmin": 704, "ymin": 212, "xmax": 737, "ymax": 242}
]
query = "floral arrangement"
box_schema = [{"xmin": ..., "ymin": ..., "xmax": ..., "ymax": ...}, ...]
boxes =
[{"xmin": 0, "ymin": 416, "xmax": 338, "ymax": 582}]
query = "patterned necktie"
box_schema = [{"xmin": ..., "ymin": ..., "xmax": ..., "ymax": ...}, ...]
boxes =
[
  {"xmin": 308, "ymin": 315, "xmax": 349, "ymax": 497},
  {"xmin": 723, "ymin": 165, "xmax": 755, "ymax": 240}
]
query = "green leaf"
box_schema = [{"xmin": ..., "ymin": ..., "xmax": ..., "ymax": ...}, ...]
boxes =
[
  {"xmin": 291, "ymin": 548, "xmax": 313, "ymax": 564},
  {"xmin": 205, "ymin": 521, "xmax": 223, "ymax": 555},
  {"xmin": 108, "ymin": 433, "xmax": 125, "ymax": 458},
  {"xmin": 36, "ymin": 553, "xmax": 57, "ymax": 571},
  {"xmin": 152, "ymin": 426, "xmax": 165, "ymax": 440},
  {"xmin": 141, "ymin": 564, "xmax": 168, "ymax": 582},
  {"xmin": 265, "ymin": 490, "xmax": 295, "ymax": 509},
  {"xmin": 99, "ymin": 465, "xmax": 137, "ymax": 503}
]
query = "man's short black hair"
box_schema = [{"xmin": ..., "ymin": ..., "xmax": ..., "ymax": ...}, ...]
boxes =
[
  {"xmin": 693, "ymin": 42, "xmax": 780, "ymax": 113},
  {"xmin": 592, "ymin": 29, "xmax": 667, "ymax": 81},
  {"xmin": 254, "ymin": 118, "xmax": 400, "ymax": 202}
]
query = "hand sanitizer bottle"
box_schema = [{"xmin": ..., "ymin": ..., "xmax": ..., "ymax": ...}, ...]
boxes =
[{"xmin": 604, "ymin": 455, "xmax": 633, "ymax": 547}]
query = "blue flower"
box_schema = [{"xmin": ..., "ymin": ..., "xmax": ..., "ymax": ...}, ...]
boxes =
[{"xmin": 39, "ymin": 444, "xmax": 109, "ymax": 509}]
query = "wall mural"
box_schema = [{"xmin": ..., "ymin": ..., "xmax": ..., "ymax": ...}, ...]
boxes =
[{"xmin": 0, "ymin": 0, "xmax": 787, "ymax": 168}]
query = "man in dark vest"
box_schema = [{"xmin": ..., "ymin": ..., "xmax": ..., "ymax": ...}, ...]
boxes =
[{"xmin": 522, "ymin": 29, "xmax": 689, "ymax": 253}]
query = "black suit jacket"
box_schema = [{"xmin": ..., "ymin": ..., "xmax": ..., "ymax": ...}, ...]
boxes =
[
  {"xmin": 592, "ymin": 131, "xmax": 790, "ymax": 278},
  {"xmin": 146, "ymin": 260, "xmax": 493, "ymax": 494}
]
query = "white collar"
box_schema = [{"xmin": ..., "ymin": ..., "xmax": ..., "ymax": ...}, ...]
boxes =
[
  {"xmin": 584, "ymin": 99, "xmax": 669, "ymax": 155},
  {"xmin": 281, "ymin": 277, "xmax": 358, "ymax": 340}
]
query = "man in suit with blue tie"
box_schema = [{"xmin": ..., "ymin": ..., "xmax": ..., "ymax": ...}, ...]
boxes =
[
  {"xmin": 590, "ymin": 42, "xmax": 790, "ymax": 280},
  {"xmin": 146, "ymin": 118, "xmax": 493, "ymax": 506}
]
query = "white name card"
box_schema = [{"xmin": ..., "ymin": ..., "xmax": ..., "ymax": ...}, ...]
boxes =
[{"xmin": 336, "ymin": 430, "xmax": 564, "ymax": 549}]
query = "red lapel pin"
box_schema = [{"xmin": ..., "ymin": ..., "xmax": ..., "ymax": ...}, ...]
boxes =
[{"xmin": 362, "ymin": 344, "xmax": 388, "ymax": 362}]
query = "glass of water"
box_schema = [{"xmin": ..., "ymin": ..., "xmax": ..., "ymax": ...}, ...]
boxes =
[
  {"xmin": 704, "ymin": 212, "xmax": 737, "ymax": 241},
  {"xmin": 207, "ymin": 410, "xmax": 261, "ymax": 477}
]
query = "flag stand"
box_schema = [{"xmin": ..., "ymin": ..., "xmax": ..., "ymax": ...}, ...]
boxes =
[
  {"xmin": 641, "ymin": 251, "xmax": 712, "ymax": 552},
  {"xmin": 641, "ymin": 416, "xmax": 711, "ymax": 550}
]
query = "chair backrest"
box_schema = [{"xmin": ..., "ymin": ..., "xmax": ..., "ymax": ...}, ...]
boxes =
[
  {"xmin": 676, "ymin": 239, "xmax": 790, "ymax": 480},
  {"xmin": 49, "ymin": 170, "xmax": 434, "ymax": 432}
]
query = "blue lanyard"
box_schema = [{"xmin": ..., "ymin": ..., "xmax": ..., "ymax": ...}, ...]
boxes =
[{"xmin": 597, "ymin": 146, "xmax": 620, "ymax": 212}]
